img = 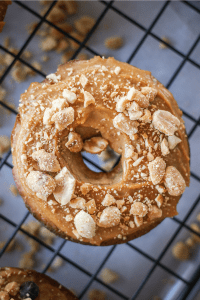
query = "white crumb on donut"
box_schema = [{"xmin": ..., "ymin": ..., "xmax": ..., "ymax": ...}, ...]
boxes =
[
  {"xmin": 140, "ymin": 87, "xmax": 157, "ymax": 102},
  {"xmin": 83, "ymin": 137, "xmax": 108, "ymax": 154},
  {"xmin": 53, "ymin": 167, "xmax": 76, "ymax": 205},
  {"xmin": 148, "ymin": 157, "xmax": 166, "ymax": 185},
  {"xmin": 51, "ymin": 107, "xmax": 74, "ymax": 130},
  {"xmin": 70, "ymin": 197, "xmax": 86, "ymax": 209},
  {"xmin": 114, "ymin": 66, "xmax": 121, "ymax": 75},
  {"xmin": 52, "ymin": 98, "xmax": 69, "ymax": 110},
  {"xmin": 168, "ymin": 135, "xmax": 182, "ymax": 149},
  {"xmin": 152, "ymin": 110, "xmax": 180, "ymax": 136},
  {"xmin": 62, "ymin": 89, "xmax": 77, "ymax": 104},
  {"xmin": 83, "ymin": 91, "xmax": 95, "ymax": 107},
  {"xmin": 164, "ymin": 166, "xmax": 186, "ymax": 196},
  {"xmin": 98, "ymin": 207, "xmax": 120, "ymax": 228},
  {"xmin": 161, "ymin": 138, "xmax": 170, "ymax": 156},
  {"xmin": 80, "ymin": 74, "xmax": 88, "ymax": 87},
  {"xmin": 74, "ymin": 210, "xmax": 96, "ymax": 238},
  {"xmin": 102, "ymin": 194, "xmax": 116, "ymax": 206},
  {"xmin": 27, "ymin": 171, "xmax": 56, "ymax": 200},
  {"xmin": 155, "ymin": 194, "xmax": 164, "ymax": 208},
  {"xmin": 148, "ymin": 205, "xmax": 162, "ymax": 220},
  {"xmin": 46, "ymin": 73, "xmax": 61, "ymax": 83},
  {"xmin": 32, "ymin": 149, "xmax": 61, "ymax": 172},
  {"xmin": 113, "ymin": 113, "xmax": 139, "ymax": 140}
]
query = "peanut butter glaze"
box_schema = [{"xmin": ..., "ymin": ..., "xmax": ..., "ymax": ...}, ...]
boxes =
[
  {"xmin": 12, "ymin": 57, "xmax": 190, "ymax": 246},
  {"xmin": 0, "ymin": 268, "xmax": 78, "ymax": 300}
]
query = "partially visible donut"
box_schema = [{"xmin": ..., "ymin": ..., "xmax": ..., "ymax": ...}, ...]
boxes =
[
  {"xmin": 0, "ymin": 1, "xmax": 11, "ymax": 33},
  {"xmin": 0, "ymin": 267, "xmax": 78, "ymax": 300},
  {"xmin": 11, "ymin": 57, "xmax": 190, "ymax": 246}
]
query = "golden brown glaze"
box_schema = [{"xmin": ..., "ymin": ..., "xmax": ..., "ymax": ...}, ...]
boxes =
[
  {"xmin": 0, "ymin": 267, "xmax": 78, "ymax": 299},
  {"xmin": 11, "ymin": 57, "xmax": 190, "ymax": 246}
]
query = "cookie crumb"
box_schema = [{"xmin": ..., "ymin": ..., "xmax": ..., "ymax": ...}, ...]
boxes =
[
  {"xmin": 9, "ymin": 184, "xmax": 18, "ymax": 197},
  {"xmin": 0, "ymin": 135, "xmax": 10, "ymax": 156},
  {"xmin": 100, "ymin": 268, "xmax": 119, "ymax": 284},
  {"xmin": 105, "ymin": 36, "xmax": 123, "ymax": 50},
  {"xmin": 88, "ymin": 289, "xmax": 106, "ymax": 300},
  {"xmin": 159, "ymin": 36, "xmax": 171, "ymax": 49},
  {"xmin": 172, "ymin": 241, "xmax": 190, "ymax": 261}
]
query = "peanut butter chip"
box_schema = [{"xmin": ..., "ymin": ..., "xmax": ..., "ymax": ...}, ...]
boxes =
[
  {"xmin": 152, "ymin": 110, "xmax": 180, "ymax": 136},
  {"xmin": 54, "ymin": 167, "xmax": 76, "ymax": 205},
  {"xmin": 102, "ymin": 194, "xmax": 116, "ymax": 206},
  {"xmin": 4, "ymin": 282, "xmax": 20, "ymax": 296},
  {"xmin": 98, "ymin": 206, "xmax": 120, "ymax": 228},
  {"xmin": 148, "ymin": 157, "xmax": 166, "ymax": 185},
  {"xmin": 27, "ymin": 171, "xmax": 56, "ymax": 200},
  {"xmin": 43, "ymin": 108, "xmax": 55, "ymax": 125},
  {"xmin": 83, "ymin": 91, "xmax": 95, "ymax": 107},
  {"xmin": 164, "ymin": 166, "xmax": 186, "ymax": 196},
  {"xmin": 148, "ymin": 205, "xmax": 162, "ymax": 220},
  {"xmin": 32, "ymin": 149, "xmax": 61, "ymax": 172},
  {"xmin": 83, "ymin": 137, "xmax": 109, "ymax": 154},
  {"xmin": 116, "ymin": 96, "xmax": 130, "ymax": 112},
  {"xmin": 51, "ymin": 107, "xmax": 74, "ymax": 130},
  {"xmin": 74, "ymin": 210, "xmax": 96, "ymax": 238},
  {"xmin": 113, "ymin": 113, "xmax": 139, "ymax": 140},
  {"xmin": 65, "ymin": 132, "xmax": 83, "ymax": 152},
  {"xmin": 130, "ymin": 202, "xmax": 148, "ymax": 217}
]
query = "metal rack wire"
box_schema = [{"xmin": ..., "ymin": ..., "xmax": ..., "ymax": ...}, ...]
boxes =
[{"xmin": 0, "ymin": 1, "xmax": 200, "ymax": 299}]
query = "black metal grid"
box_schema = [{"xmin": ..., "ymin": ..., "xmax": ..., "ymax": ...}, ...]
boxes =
[{"xmin": 0, "ymin": 1, "xmax": 200, "ymax": 299}]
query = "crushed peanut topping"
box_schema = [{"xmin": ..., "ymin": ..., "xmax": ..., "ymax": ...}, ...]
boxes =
[
  {"xmin": 83, "ymin": 137, "xmax": 108, "ymax": 154},
  {"xmin": 32, "ymin": 149, "xmax": 60, "ymax": 172},
  {"xmin": 54, "ymin": 167, "xmax": 76, "ymax": 205},
  {"xmin": 102, "ymin": 194, "xmax": 116, "ymax": 206},
  {"xmin": 65, "ymin": 132, "xmax": 83, "ymax": 152},
  {"xmin": 164, "ymin": 166, "xmax": 186, "ymax": 196},
  {"xmin": 74, "ymin": 210, "xmax": 96, "ymax": 238},
  {"xmin": 153, "ymin": 110, "xmax": 180, "ymax": 136},
  {"xmin": 98, "ymin": 207, "xmax": 120, "ymax": 228},
  {"xmin": 83, "ymin": 90, "xmax": 95, "ymax": 107},
  {"xmin": 130, "ymin": 202, "xmax": 148, "ymax": 217},
  {"xmin": 148, "ymin": 157, "xmax": 166, "ymax": 185}
]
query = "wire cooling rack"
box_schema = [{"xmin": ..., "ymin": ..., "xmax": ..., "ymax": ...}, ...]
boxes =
[{"xmin": 0, "ymin": 1, "xmax": 200, "ymax": 299}]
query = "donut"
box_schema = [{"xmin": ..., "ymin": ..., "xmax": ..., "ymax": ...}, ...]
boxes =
[
  {"xmin": 11, "ymin": 56, "xmax": 190, "ymax": 246},
  {"xmin": 0, "ymin": 267, "xmax": 78, "ymax": 300},
  {"xmin": 0, "ymin": 1, "xmax": 11, "ymax": 32}
]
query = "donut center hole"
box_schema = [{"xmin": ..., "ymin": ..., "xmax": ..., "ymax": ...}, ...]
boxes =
[{"xmin": 81, "ymin": 146, "xmax": 121, "ymax": 173}]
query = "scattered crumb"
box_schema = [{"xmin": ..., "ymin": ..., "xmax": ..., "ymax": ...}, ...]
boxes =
[
  {"xmin": 11, "ymin": 66, "xmax": 27, "ymax": 83},
  {"xmin": 196, "ymin": 213, "xmax": 200, "ymax": 222},
  {"xmin": 49, "ymin": 257, "xmax": 64, "ymax": 272},
  {"xmin": 0, "ymin": 135, "xmax": 10, "ymax": 156},
  {"xmin": 0, "ymin": 239, "xmax": 15, "ymax": 252},
  {"xmin": 9, "ymin": 184, "xmax": 18, "ymax": 197},
  {"xmin": 41, "ymin": 54, "xmax": 49, "ymax": 62},
  {"xmin": 100, "ymin": 268, "xmax": 119, "ymax": 284},
  {"xmin": 104, "ymin": 36, "xmax": 123, "ymax": 50},
  {"xmin": 190, "ymin": 223, "xmax": 200, "ymax": 243},
  {"xmin": 159, "ymin": 36, "xmax": 171, "ymax": 49},
  {"xmin": 77, "ymin": 53, "xmax": 88, "ymax": 60},
  {"xmin": 69, "ymin": 31, "xmax": 85, "ymax": 50},
  {"xmin": 26, "ymin": 22, "xmax": 38, "ymax": 34},
  {"xmin": 40, "ymin": 36, "xmax": 58, "ymax": 52},
  {"xmin": 0, "ymin": 87, "xmax": 6, "ymax": 101},
  {"xmin": 56, "ymin": 39, "xmax": 69, "ymax": 53},
  {"xmin": 172, "ymin": 241, "xmax": 190, "ymax": 261},
  {"xmin": 88, "ymin": 289, "xmax": 106, "ymax": 300},
  {"xmin": 61, "ymin": 50, "xmax": 74, "ymax": 64},
  {"xmin": 22, "ymin": 50, "xmax": 33, "ymax": 59},
  {"xmin": 3, "ymin": 37, "xmax": 10, "ymax": 48},
  {"xmin": 19, "ymin": 252, "xmax": 35, "ymax": 269},
  {"xmin": 74, "ymin": 16, "xmax": 95, "ymax": 35}
]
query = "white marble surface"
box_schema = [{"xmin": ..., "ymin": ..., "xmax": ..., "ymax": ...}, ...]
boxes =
[{"xmin": 0, "ymin": 1, "xmax": 200, "ymax": 299}]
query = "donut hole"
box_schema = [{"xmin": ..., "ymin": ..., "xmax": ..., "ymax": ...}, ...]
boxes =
[
  {"xmin": 81, "ymin": 146, "xmax": 121, "ymax": 173},
  {"xmin": 60, "ymin": 131, "xmax": 124, "ymax": 186}
]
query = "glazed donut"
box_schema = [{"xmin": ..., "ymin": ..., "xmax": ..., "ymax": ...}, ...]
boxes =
[
  {"xmin": 0, "ymin": 267, "xmax": 78, "ymax": 300},
  {"xmin": 12, "ymin": 57, "xmax": 190, "ymax": 246}
]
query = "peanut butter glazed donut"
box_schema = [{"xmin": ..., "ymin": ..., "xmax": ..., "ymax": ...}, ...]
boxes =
[
  {"xmin": 0, "ymin": 267, "xmax": 78, "ymax": 300},
  {"xmin": 12, "ymin": 57, "xmax": 190, "ymax": 246}
]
